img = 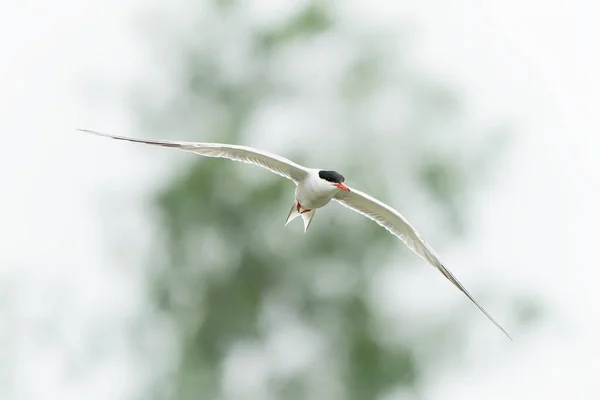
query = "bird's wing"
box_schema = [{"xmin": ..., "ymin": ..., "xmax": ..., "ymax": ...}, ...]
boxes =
[
  {"xmin": 79, "ymin": 129, "xmax": 310, "ymax": 183},
  {"xmin": 334, "ymin": 187, "xmax": 512, "ymax": 340}
]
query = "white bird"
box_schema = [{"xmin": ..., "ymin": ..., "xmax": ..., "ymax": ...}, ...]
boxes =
[{"xmin": 79, "ymin": 128, "xmax": 512, "ymax": 340}]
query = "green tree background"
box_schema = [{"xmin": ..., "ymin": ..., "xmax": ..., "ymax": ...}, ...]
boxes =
[{"xmin": 128, "ymin": 1, "xmax": 523, "ymax": 399}]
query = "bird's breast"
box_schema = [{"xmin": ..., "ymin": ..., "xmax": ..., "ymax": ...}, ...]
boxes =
[{"xmin": 295, "ymin": 178, "xmax": 337, "ymax": 209}]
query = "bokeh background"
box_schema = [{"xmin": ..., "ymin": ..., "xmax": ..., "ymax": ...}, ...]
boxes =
[{"xmin": 2, "ymin": 0, "xmax": 598, "ymax": 399}]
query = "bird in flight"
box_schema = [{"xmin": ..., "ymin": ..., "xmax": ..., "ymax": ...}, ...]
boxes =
[{"xmin": 79, "ymin": 128, "xmax": 512, "ymax": 340}]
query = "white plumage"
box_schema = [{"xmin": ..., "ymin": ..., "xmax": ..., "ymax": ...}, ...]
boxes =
[{"xmin": 80, "ymin": 128, "xmax": 512, "ymax": 340}]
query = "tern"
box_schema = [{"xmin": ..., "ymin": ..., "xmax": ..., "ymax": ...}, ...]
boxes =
[{"xmin": 79, "ymin": 128, "xmax": 512, "ymax": 340}]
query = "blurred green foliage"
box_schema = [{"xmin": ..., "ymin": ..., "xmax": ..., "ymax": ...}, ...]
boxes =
[
  {"xmin": 132, "ymin": 1, "xmax": 517, "ymax": 399},
  {"xmin": 260, "ymin": 3, "xmax": 331, "ymax": 49}
]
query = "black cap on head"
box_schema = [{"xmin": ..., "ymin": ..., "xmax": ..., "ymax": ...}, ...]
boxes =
[{"xmin": 318, "ymin": 170, "xmax": 345, "ymax": 183}]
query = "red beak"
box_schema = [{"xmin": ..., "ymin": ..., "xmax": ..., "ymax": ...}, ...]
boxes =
[{"xmin": 335, "ymin": 183, "xmax": 350, "ymax": 192}]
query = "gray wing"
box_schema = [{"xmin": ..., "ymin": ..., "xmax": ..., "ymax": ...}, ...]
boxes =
[
  {"xmin": 79, "ymin": 129, "xmax": 310, "ymax": 183},
  {"xmin": 334, "ymin": 187, "xmax": 512, "ymax": 340}
]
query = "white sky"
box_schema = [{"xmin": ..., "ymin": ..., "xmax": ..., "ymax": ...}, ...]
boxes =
[{"xmin": 1, "ymin": 0, "xmax": 598, "ymax": 399}]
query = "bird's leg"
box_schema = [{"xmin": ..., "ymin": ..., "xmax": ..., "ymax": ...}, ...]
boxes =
[{"xmin": 296, "ymin": 202, "xmax": 312, "ymax": 214}]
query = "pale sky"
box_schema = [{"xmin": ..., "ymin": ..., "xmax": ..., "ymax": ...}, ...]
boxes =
[{"xmin": 1, "ymin": 1, "xmax": 598, "ymax": 399}]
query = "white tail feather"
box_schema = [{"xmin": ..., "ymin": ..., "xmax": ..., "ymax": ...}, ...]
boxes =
[
  {"xmin": 285, "ymin": 201, "xmax": 301, "ymax": 226},
  {"xmin": 284, "ymin": 201, "xmax": 316, "ymax": 232},
  {"xmin": 301, "ymin": 209, "xmax": 316, "ymax": 232}
]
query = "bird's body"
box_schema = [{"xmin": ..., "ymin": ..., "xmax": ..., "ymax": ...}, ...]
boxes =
[
  {"xmin": 285, "ymin": 170, "xmax": 347, "ymax": 231},
  {"xmin": 295, "ymin": 171, "xmax": 340, "ymax": 210},
  {"xmin": 79, "ymin": 128, "xmax": 512, "ymax": 340}
]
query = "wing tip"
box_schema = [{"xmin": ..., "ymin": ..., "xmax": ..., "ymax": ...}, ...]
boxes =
[
  {"xmin": 436, "ymin": 262, "xmax": 513, "ymax": 341},
  {"xmin": 76, "ymin": 128, "xmax": 184, "ymax": 148},
  {"xmin": 496, "ymin": 322, "xmax": 514, "ymax": 341},
  {"xmin": 76, "ymin": 128, "xmax": 114, "ymax": 139},
  {"xmin": 488, "ymin": 316, "xmax": 513, "ymax": 341}
]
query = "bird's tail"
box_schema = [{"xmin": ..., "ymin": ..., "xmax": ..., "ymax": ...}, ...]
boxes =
[
  {"xmin": 284, "ymin": 201, "xmax": 316, "ymax": 232},
  {"xmin": 285, "ymin": 201, "xmax": 302, "ymax": 226},
  {"xmin": 300, "ymin": 209, "xmax": 316, "ymax": 232}
]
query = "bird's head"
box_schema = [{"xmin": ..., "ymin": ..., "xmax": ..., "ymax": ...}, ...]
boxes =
[{"xmin": 318, "ymin": 170, "xmax": 350, "ymax": 191}]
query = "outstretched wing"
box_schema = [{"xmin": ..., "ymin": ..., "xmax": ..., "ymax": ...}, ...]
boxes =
[
  {"xmin": 334, "ymin": 187, "xmax": 512, "ymax": 340},
  {"xmin": 79, "ymin": 129, "xmax": 310, "ymax": 183}
]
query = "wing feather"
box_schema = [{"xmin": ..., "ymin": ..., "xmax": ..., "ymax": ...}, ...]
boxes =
[
  {"xmin": 334, "ymin": 187, "xmax": 512, "ymax": 340},
  {"xmin": 78, "ymin": 129, "xmax": 309, "ymax": 183}
]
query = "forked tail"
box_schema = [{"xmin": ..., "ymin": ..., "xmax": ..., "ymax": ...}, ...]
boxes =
[{"xmin": 284, "ymin": 201, "xmax": 316, "ymax": 232}]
